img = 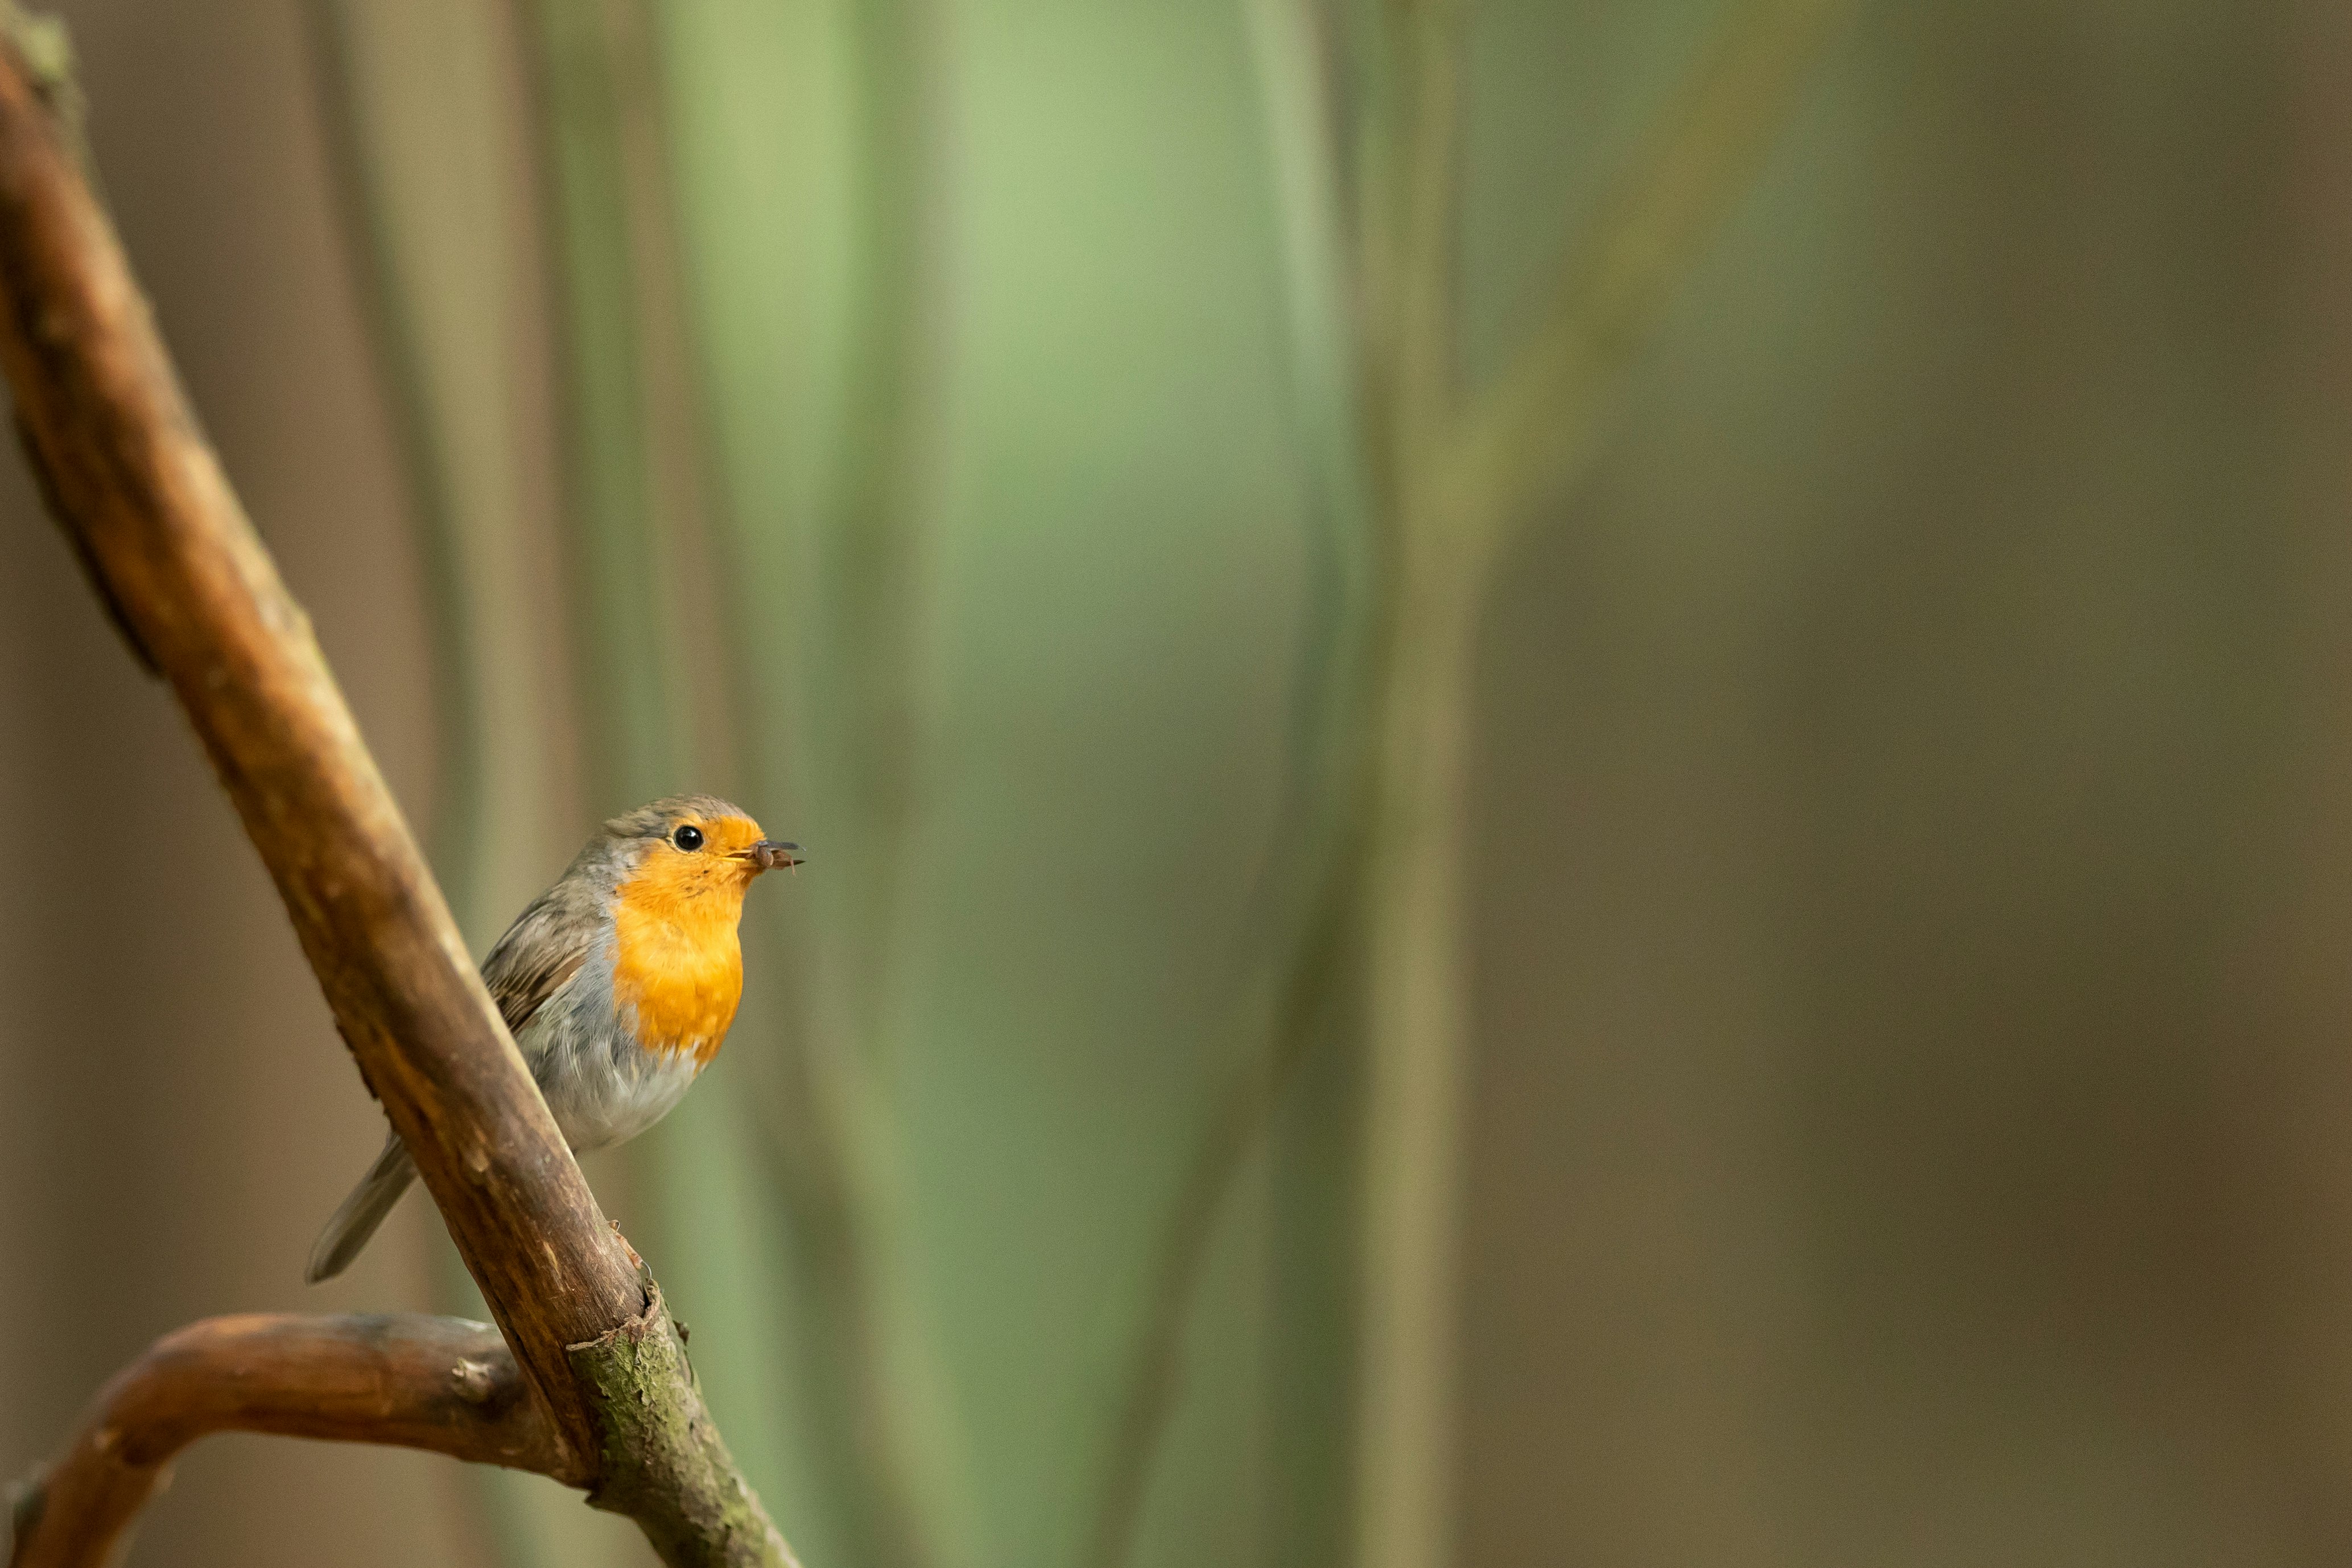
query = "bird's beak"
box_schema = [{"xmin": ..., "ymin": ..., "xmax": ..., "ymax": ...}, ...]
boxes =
[{"xmin": 743, "ymin": 840, "xmax": 803, "ymax": 872}]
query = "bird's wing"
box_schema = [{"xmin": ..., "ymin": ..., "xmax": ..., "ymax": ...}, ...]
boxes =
[{"xmin": 478, "ymin": 886, "xmax": 593, "ymax": 1042}]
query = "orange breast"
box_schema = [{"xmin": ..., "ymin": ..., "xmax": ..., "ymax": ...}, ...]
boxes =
[{"xmin": 610, "ymin": 855, "xmax": 749, "ymax": 1067}]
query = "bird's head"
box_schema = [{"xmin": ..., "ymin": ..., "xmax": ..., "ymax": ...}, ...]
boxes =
[{"xmin": 599, "ymin": 794, "xmax": 801, "ymax": 917}]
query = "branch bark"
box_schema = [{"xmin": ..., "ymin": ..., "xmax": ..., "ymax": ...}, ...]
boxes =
[
  {"xmin": 0, "ymin": 15, "xmax": 796, "ymax": 1566},
  {"xmin": 8, "ymin": 1315, "xmax": 576, "ymax": 1568}
]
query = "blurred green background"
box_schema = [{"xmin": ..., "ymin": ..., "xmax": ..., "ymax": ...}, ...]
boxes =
[{"xmin": 7, "ymin": 2, "xmax": 2352, "ymax": 1567}]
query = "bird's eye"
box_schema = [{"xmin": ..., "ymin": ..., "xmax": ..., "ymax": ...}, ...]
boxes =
[{"xmin": 672, "ymin": 824, "xmax": 704, "ymax": 852}]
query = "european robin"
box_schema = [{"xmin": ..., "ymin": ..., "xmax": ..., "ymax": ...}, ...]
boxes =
[{"xmin": 306, "ymin": 794, "xmax": 801, "ymax": 1283}]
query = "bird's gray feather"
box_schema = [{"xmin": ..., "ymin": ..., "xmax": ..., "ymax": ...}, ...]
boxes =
[{"xmin": 303, "ymin": 1133, "xmax": 415, "ymax": 1284}]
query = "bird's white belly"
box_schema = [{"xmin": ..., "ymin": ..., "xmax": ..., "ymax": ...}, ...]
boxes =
[
  {"xmin": 519, "ymin": 967, "xmax": 706, "ymax": 1153},
  {"xmin": 550, "ymin": 1049, "xmax": 702, "ymax": 1152}
]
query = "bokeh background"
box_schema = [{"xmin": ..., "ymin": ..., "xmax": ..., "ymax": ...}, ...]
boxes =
[{"xmin": 9, "ymin": 2, "xmax": 2352, "ymax": 1567}]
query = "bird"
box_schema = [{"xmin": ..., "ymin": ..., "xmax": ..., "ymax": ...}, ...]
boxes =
[{"xmin": 306, "ymin": 793, "xmax": 801, "ymax": 1283}]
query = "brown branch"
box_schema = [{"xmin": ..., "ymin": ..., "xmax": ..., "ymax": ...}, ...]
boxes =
[
  {"xmin": 9, "ymin": 1315, "xmax": 577, "ymax": 1568},
  {"xmin": 0, "ymin": 15, "xmax": 637, "ymax": 1432},
  {"xmin": 0, "ymin": 14, "xmax": 794, "ymax": 1566}
]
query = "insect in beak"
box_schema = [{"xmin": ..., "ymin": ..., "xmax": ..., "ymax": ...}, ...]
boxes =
[{"xmin": 742, "ymin": 840, "xmax": 803, "ymax": 873}]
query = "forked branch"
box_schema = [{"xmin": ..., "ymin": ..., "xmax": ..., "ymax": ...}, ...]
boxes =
[{"xmin": 0, "ymin": 13, "xmax": 794, "ymax": 1566}]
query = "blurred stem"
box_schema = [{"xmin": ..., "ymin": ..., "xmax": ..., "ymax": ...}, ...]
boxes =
[
  {"xmin": 1075, "ymin": 2, "xmax": 1864, "ymax": 1566},
  {"xmin": 522, "ymin": 0, "xmax": 691, "ymax": 805},
  {"xmin": 1349, "ymin": 544, "xmax": 1476, "ymax": 1568},
  {"xmin": 1393, "ymin": 0, "xmax": 1464, "ymax": 446},
  {"xmin": 819, "ymin": 0, "xmax": 939, "ymax": 1013},
  {"xmin": 1083, "ymin": 5, "xmax": 1375, "ymax": 1563},
  {"xmin": 304, "ymin": 20, "xmax": 530, "ymax": 1566},
  {"xmin": 304, "ymin": 0, "xmax": 489, "ymax": 932},
  {"xmin": 778, "ymin": 5, "xmax": 964, "ymax": 1562},
  {"xmin": 1351, "ymin": 11, "xmax": 1475, "ymax": 1565},
  {"xmin": 1353, "ymin": 5, "xmax": 1856, "ymax": 1562},
  {"xmin": 1442, "ymin": 0, "xmax": 1858, "ymax": 556},
  {"xmin": 650, "ymin": 0, "xmax": 965, "ymax": 1561}
]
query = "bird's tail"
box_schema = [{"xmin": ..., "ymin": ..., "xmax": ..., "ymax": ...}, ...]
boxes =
[{"xmin": 305, "ymin": 1133, "xmax": 416, "ymax": 1284}]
